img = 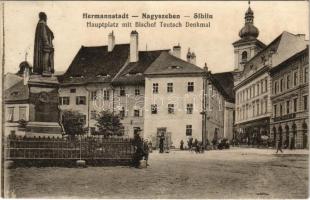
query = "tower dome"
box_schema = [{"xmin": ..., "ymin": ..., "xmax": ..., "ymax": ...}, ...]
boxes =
[{"xmin": 239, "ymin": 6, "xmax": 259, "ymax": 39}]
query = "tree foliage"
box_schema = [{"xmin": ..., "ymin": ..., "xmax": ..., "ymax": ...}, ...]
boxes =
[
  {"xmin": 95, "ymin": 111, "xmax": 124, "ymax": 137},
  {"xmin": 62, "ymin": 110, "xmax": 87, "ymax": 138}
]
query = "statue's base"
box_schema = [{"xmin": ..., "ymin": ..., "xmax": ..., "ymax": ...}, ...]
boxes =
[
  {"xmin": 42, "ymin": 72, "xmax": 52, "ymax": 77},
  {"xmin": 25, "ymin": 121, "xmax": 62, "ymax": 137}
]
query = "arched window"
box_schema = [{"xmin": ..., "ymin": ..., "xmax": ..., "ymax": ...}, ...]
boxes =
[
  {"xmin": 285, "ymin": 125, "xmax": 289, "ymax": 149},
  {"xmin": 242, "ymin": 51, "xmax": 248, "ymax": 62},
  {"xmin": 302, "ymin": 122, "xmax": 308, "ymax": 149}
]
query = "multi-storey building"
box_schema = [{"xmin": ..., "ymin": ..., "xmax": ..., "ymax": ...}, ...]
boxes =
[
  {"xmin": 58, "ymin": 31, "xmax": 168, "ymax": 137},
  {"xmin": 143, "ymin": 50, "xmax": 233, "ymax": 148},
  {"xmin": 233, "ymin": 5, "xmax": 307, "ymax": 145},
  {"xmin": 270, "ymin": 46, "xmax": 308, "ymax": 149}
]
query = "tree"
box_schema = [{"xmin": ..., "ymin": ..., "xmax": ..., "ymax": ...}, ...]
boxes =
[
  {"xmin": 95, "ymin": 111, "xmax": 124, "ymax": 137},
  {"xmin": 62, "ymin": 110, "xmax": 87, "ymax": 138}
]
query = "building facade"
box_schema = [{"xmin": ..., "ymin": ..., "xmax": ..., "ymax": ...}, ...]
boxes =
[
  {"xmin": 233, "ymin": 4, "xmax": 307, "ymax": 146},
  {"xmin": 270, "ymin": 47, "xmax": 309, "ymax": 149}
]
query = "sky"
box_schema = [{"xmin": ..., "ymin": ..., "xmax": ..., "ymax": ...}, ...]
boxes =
[{"xmin": 3, "ymin": 1, "xmax": 309, "ymax": 74}]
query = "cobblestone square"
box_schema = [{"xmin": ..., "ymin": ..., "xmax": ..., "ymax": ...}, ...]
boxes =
[{"xmin": 5, "ymin": 148, "xmax": 308, "ymax": 199}]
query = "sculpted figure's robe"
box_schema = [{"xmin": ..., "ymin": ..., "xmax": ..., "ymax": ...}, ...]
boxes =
[{"xmin": 33, "ymin": 20, "xmax": 54, "ymax": 75}]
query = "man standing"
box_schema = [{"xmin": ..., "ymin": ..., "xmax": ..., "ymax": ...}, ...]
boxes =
[
  {"xmin": 158, "ymin": 133, "xmax": 165, "ymax": 153},
  {"xmin": 33, "ymin": 12, "xmax": 54, "ymax": 76},
  {"xmin": 276, "ymin": 134, "xmax": 283, "ymax": 153}
]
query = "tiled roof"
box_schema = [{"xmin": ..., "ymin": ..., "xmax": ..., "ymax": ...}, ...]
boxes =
[
  {"xmin": 243, "ymin": 31, "xmax": 307, "ymax": 76},
  {"xmin": 4, "ymin": 73, "xmax": 23, "ymax": 90},
  {"xmin": 112, "ymin": 50, "xmax": 169, "ymax": 85},
  {"xmin": 4, "ymin": 80, "xmax": 29, "ymax": 102},
  {"xmin": 144, "ymin": 51, "xmax": 204, "ymax": 75},
  {"xmin": 59, "ymin": 44, "xmax": 130, "ymax": 85},
  {"xmin": 212, "ymin": 72, "xmax": 235, "ymax": 102},
  {"xmin": 270, "ymin": 46, "xmax": 308, "ymax": 75}
]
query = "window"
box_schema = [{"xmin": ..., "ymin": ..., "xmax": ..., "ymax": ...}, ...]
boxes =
[
  {"xmin": 76, "ymin": 96, "xmax": 86, "ymax": 105},
  {"xmin": 286, "ymin": 100, "xmax": 290, "ymax": 114},
  {"xmin": 274, "ymin": 81, "xmax": 278, "ymax": 94},
  {"xmin": 250, "ymin": 87, "xmax": 252, "ymax": 98},
  {"xmin": 242, "ymin": 51, "xmax": 248, "ymax": 62},
  {"xmin": 280, "ymin": 104, "xmax": 283, "ymax": 116},
  {"xmin": 90, "ymin": 127, "xmax": 96, "ymax": 135},
  {"xmin": 167, "ymin": 83, "xmax": 173, "ymax": 93},
  {"xmin": 187, "ymin": 104, "xmax": 193, "ymax": 114},
  {"xmin": 257, "ymin": 102, "xmax": 260, "ymax": 116},
  {"xmin": 253, "ymin": 103, "xmax": 255, "ymax": 117},
  {"xmin": 153, "ymin": 83, "xmax": 159, "ymax": 93},
  {"xmin": 151, "ymin": 104, "xmax": 157, "ymax": 114},
  {"xmin": 265, "ymin": 79, "xmax": 268, "ymax": 92},
  {"xmin": 91, "ymin": 91, "xmax": 97, "ymax": 100},
  {"xmin": 265, "ymin": 99, "xmax": 268, "ymax": 114},
  {"xmin": 188, "ymin": 82, "xmax": 194, "ymax": 92},
  {"xmin": 78, "ymin": 115, "xmax": 86, "ymax": 124},
  {"xmin": 293, "ymin": 71, "xmax": 298, "ymax": 86},
  {"xmin": 7, "ymin": 107, "xmax": 14, "ymax": 121},
  {"xmin": 134, "ymin": 109, "xmax": 140, "ymax": 117},
  {"xmin": 274, "ymin": 105, "xmax": 277, "ymax": 117},
  {"xmin": 119, "ymin": 107, "xmax": 125, "ymax": 119},
  {"xmin": 135, "ymin": 87, "xmax": 140, "ymax": 96},
  {"xmin": 261, "ymin": 80, "xmax": 264, "ymax": 93},
  {"xmin": 287, "ymin": 75, "xmax": 290, "ymax": 90},
  {"xmin": 120, "ymin": 86, "xmax": 126, "ymax": 96},
  {"xmin": 70, "ymin": 88, "xmax": 76, "ymax": 93},
  {"xmin": 19, "ymin": 106, "xmax": 26, "ymax": 120},
  {"xmin": 293, "ymin": 98, "xmax": 297, "ymax": 112},
  {"xmin": 186, "ymin": 125, "xmax": 192, "ymax": 136},
  {"xmin": 104, "ymin": 90, "xmax": 110, "ymax": 100},
  {"xmin": 168, "ymin": 104, "xmax": 174, "ymax": 114},
  {"xmin": 280, "ymin": 79, "xmax": 284, "ymax": 92},
  {"xmin": 257, "ymin": 83, "xmax": 259, "ymax": 95},
  {"xmin": 59, "ymin": 97, "xmax": 70, "ymax": 105},
  {"xmin": 304, "ymin": 67, "xmax": 308, "ymax": 83},
  {"xmin": 253, "ymin": 85, "xmax": 256, "ymax": 96},
  {"xmin": 90, "ymin": 110, "xmax": 97, "ymax": 119},
  {"xmin": 304, "ymin": 95, "xmax": 308, "ymax": 110}
]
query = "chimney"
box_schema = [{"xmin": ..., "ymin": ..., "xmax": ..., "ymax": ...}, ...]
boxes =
[
  {"xmin": 191, "ymin": 52, "xmax": 196, "ymax": 65},
  {"xmin": 203, "ymin": 62, "xmax": 208, "ymax": 72},
  {"xmin": 23, "ymin": 66, "xmax": 30, "ymax": 85},
  {"xmin": 172, "ymin": 44, "xmax": 181, "ymax": 58},
  {"xmin": 130, "ymin": 30, "xmax": 139, "ymax": 62},
  {"xmin": 108, "ymin": 31, "xmax": 115, "ymax": 52},
  {"xmin": 186, "ymin": 48, "xmax": 191, "ymax": 62}
]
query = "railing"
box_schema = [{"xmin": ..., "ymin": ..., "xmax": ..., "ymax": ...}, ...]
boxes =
[{"xmin": 5, "ymin": 135, "xmax": 135, "ymax": 161}]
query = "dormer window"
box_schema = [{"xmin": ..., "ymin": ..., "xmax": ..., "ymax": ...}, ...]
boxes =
[
  {"xmin": 169, "ymin": 65, "xmax": 181, "ymax": 69},
  {"xmin": 10, "ymin": 91, "xmax": 19, "ymax": 96}
]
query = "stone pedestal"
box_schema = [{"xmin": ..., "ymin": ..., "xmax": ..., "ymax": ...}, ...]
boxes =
[{"xmin": 26, "ymin": 75, "xmax": 62, "ymax": 137}]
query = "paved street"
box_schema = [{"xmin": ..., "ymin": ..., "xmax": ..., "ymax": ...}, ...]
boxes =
[{"xmin": 5, "ymin": 148, "xmax": 309, "ymax": 199}]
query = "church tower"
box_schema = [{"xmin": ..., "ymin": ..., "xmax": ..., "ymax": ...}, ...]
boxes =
[{"xmin": 233, "ymin": 2, "xmax": 266, "ymax": 72}]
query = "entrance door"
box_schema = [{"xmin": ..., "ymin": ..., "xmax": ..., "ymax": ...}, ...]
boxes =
[{"xmin": 156, "ymin": 128, "xmax": 171, "ymax": 150}]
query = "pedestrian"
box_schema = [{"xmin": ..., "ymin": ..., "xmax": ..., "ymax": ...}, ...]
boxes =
[
  {"xmin": 276, "ymin": 135, "xmax": 283, "ymax": 153},
  {"xmin": 132, "ymin": 131, "xmax": 144, "ymax": 167},
  {"xmin": 148, "ymin": 140, "xmax": 153, "ymax": 153},
  {"xmin": 158, "ymin": 133, "xmax": 165, "ymax": 153},
  {"xmin": 188, "ymin": 137, "xmax": 193, "ymax": 151},
  {"xmin": 180, "ymin": 140, "xmax": 184, "ymax": 150},
  {"xmin": 143, "ymin": 140, "xmax": 150, "ymax": 166},
  {"xmin": 212, "ymin": 138, "xmax": 217, "ymax": 150}
]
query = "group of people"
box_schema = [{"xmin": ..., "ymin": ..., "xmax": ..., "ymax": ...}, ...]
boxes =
[{"xmin": 180, "ymin": 138, "xmax": 204, "ymax": 153}]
